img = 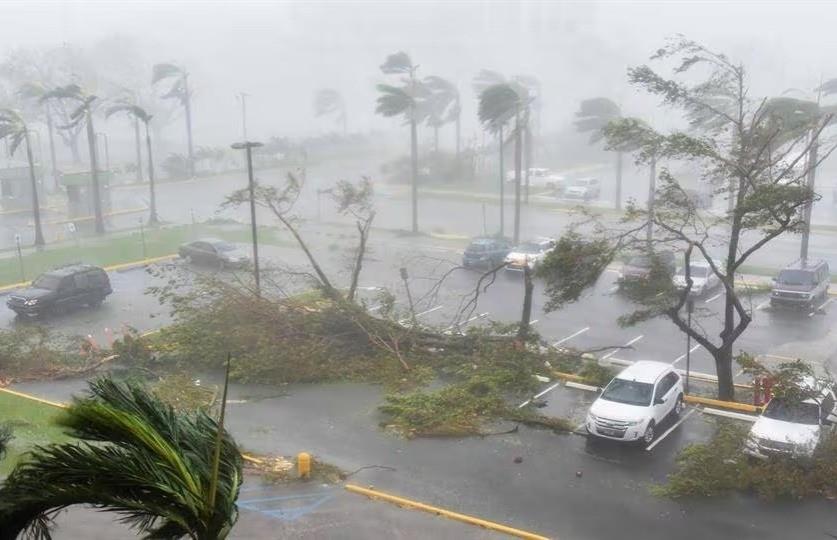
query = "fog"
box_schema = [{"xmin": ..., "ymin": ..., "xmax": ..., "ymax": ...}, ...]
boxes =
[{"xmin": 2, "ymin": 0, "xmax": 836, "ymax": 146}]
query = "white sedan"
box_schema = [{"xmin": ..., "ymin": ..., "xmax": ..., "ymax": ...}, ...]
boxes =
[{"xmin": 504, "ymin": 239, "xmax": 556, "ymax": 272}]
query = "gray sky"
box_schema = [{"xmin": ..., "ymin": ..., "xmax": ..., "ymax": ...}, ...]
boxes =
[{"xmin": 1, "ymin": 1, "xmax": 836, "ymax": 146}]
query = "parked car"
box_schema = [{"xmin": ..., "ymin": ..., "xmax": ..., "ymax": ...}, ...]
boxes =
[
  {"xmin": 770, "ymin": 259, "xmax": 830, "ymax": 310},
  {"xmin": 462, "ymin": 237, "xmax": 512, "ymax": 269},
  {"xmin": 618, "ymin": 251, "xmax": 676, "ymax": 285},
  {"xmin": 672, "ymin": 257, "xmax": 722, "ymax": 296},
  {"xmin": 744, "ymin": 379, "xmax": 837, "ymax": 459},
  {"xmin": 586, "ymin": 361, "xmax": 684, "ymax": 444},
  {"xmin": 504, "ymin": 238, "xmax": 557, "ymax": 272},
  {"xmin": 6, "ymin": 264, "xmax": 112, "ymax": 318},
  {"xmin": 179, "ymin": 238, "xmax": 250, "ymax": 269},
  {"xmin": 564, "ymin": 177, "xmax": 601, "ymax": 200}
]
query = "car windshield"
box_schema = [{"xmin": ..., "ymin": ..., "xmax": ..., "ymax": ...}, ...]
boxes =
[
  {"xmin": 211, "ymin": 242, "xmax": 237, "ymax": 252},
  {"xmin": 763, "ymin": 398, "xmax": 820, "ymax": 425},
  {"xmin": 777, "ymin": 269, "xmax": 815, "ymax": 286},
  {"xmin": 677, "ymin": 265, "xmax": 709, "ymax": 278},
  {"xmin": 32, "ymin": 274, "xmax": 62, "ymax": 290},
  {"xmin": 627, "ymin": 256, "xmax": 650, "ymax": 268},
  {"xmin": 514, "ymin": 243, "xmax": 543, "ymax": 254},
  {"xmin": 600, "ymin": 379, "xmax": 654, "ymax": 406}
]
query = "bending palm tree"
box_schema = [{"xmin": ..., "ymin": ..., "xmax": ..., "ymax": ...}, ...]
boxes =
[
  {"xmin": 478, "ymin": 83, "xmax": 529, "ymax": 244},
  {"xmin": 0, "ymin": 377, "xmax": 242, "ymax": 540},
  {"xmin": 376, "ymin": 51, "xmax": 427, "ymax": 233},
  {"xmin": 18, "ymin": 82, "xmax": 60, "ymax": 190},
  {"xmin": 423, "ymin": 76, "xmax": 460, "ymax": 155},
  {"xmin": 153, "ymin": 63, "xmax": 195, "ymax": 177},
  {"xmin": 40, "ymin": 84, "xmax": 105, "ymax": 234},
  {"xmin": 106, "ymin": 104, "xmax": 159, "ymax": 225},
  {"xmin": 0, "ymin": 109, "xmax": 45, "ymax": 247},
  {"xmin": 314, "ymin": 88, "xmax": 347, "ymax": 133},
  {"xmin": 575, "ymin": 97, "xmax": 623, "ymax": 210}
]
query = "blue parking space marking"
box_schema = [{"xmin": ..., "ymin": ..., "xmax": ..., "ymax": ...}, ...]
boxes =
[{"xmin": 238, "ymin": 490, "xmax": 336, "ymax": 522}]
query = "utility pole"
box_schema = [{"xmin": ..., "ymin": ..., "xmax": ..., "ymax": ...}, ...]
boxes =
[
  {"xmin": 231, "ymin": 140, "xmax": 263, "ymax": 296},
  {"xmin": 801, "ymin": 81, "xmax": 823, "ymax": 263}
]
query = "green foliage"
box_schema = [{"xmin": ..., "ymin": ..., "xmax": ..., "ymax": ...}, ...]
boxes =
[
  {"xmin": 577, "ymin": 360, "xmax": 618, "ymax": 388},
  {"xmin": 575, "ymin": 97, "xmax": 621, "ymax": 144},
  {"xmin": 0, "ymin": 377, "xmax": 243, "ymax": 539},
  {"xmin": 0, "ymin": 326, "xmax": 84, "ymax": 377},
  {"xmin": 477, "ymin": 83, "xmax": 526, "ymax": 131},
  {"xmin": 0, "ymin": 423, "xmax": 12, "ymax": 461},
  {"xmin": 537, "ymin": 233, "xmax": 615, "ymax": 312},
  {"xmin": 735, "ymin": 353, "xmax": 826, "ymax": 404},
  {"xmin": 154, "ymin": 374, "xmax": 218, "ymax": 413}
]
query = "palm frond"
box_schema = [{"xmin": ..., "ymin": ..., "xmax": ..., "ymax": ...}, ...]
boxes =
[
  {"xmin": 17, "ymin": 82, "xmax": 47, "ymax": 100},
  {"xmin": 380, "ymin": 51, "xmax": 413, "ymax": 75},
  {"xmin": 478, "ymin": 83, "xmax": 522, "ymax": 130},
  {"xmin": 375, "ymin": 84, "xmax": 412, "ymax": 117},
  {"xmin": 39, "ymin": 84, "xmax": 83, "ymax": 103},
  {"xmin": 105, "ymin": 104, "xmax": 151, "ymax": 124},
  {"xmin": 472, "ymin": 69, "xmax": 506, "ymax": 94},
  {"xmin": 816, "ymin": 78, "xmax": 837, "ymax": 97},
  {"xmin": 152, "ymin": 63, "xmax": 184, "ymax": 85},
  {"xmin": 0, "ymin": 423, "xmax": 12, "ymax": 460}
]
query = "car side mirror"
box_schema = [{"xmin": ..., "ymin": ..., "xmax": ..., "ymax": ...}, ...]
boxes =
[
  {"xmin": 822, "ymin": 418, "xmax": 833, "ymax": 426},
  {"xmin": 654, "ymin": 396, "xmax": 665, "ymax": 405}
]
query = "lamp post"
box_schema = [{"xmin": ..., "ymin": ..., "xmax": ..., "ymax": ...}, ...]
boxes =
[
  {"xmin": 685, "ymin": 298, "xmax": 694, "ymax": 394},
  {"xmin": 231, "ymin": 141, "xmax": 263, "ymax": 296},
  {"xmin": 236, "ymin": 93, "xmax": 249, "ymax": 141}
]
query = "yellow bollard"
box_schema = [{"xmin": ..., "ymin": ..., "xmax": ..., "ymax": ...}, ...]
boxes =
[{"xmin": 297, "ymin": 452, "xmax": 311, "ymax": 479}]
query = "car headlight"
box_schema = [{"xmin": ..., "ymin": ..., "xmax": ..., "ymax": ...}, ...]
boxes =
[
  {"xmin": 24, "ymin": 299, "xmax": 38, "ymax": 306},
  {"xmin": 624, "ymin": 419, "xmax": 643, "ymax": 426},
  {"xmin": 587, "ymin": 413, "xmax": 597, "ymax": 422}
]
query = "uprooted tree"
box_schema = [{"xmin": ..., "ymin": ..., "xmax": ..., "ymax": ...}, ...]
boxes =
[{"xmin": 538, "ymin": 37, "xmax": 835, "ymax": 401}]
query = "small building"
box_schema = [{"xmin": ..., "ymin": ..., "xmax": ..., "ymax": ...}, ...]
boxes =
[
  {"xmin": 60, "ymin": 169, "xmax": 113, "ymax": 219},
  {"xmin": 0, "ymin": 161, "xmax": 43, "ymax": 211}
]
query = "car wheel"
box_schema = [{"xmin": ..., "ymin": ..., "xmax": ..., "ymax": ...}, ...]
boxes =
[
  {"xmin": 89, "ymin": 297, "xmax": 104, "ymax": 309},
  {"xmin": 183, "ymin": 254, "xmax": 193, "ymax": 265},
  {"xmin": 642, "ymin": 421, "xmax": 655, "ymax": 444},
  {"xmin": 673, "ymin": 394, "xmax": 684, "ymax": 417}
]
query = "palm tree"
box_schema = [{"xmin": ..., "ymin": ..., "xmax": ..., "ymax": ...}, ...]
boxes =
[
  {"xmin": 313, "ymin": 88, "xmax": 347, "ymax": 133},
  {"xmin": 0, "ymin": 109, "xmax": 45, "ymax": 247},
  {"xmin": 106, "ymin": 103, "xmax": 159, "ymax": 225},
  {"xmin": 0, "ymin": 376, "xmax": 242, "ymax": 539},
  {"xmin": 575, "ymin": 97, "xmax": 624, "ymax": 210},
  {"xmin": 17, "ymin": 82, "xmax": 59, "ymax": 190},
  {"xmin": 40, "ymin": 84, "xmax": 105, "ymax": 234},
  {"xmin": 474, "ymin": 70, "xmax": 509, "ymax": 236},
  {"xmin": 376, "ymin": 51, "xmax": 427, "ymax": 234},
  {"xmin": 423, "ymin": 76, "xmax": 460, "ymax": 155},
  {"xmin": 152, "ymin": 63, "xmax": 195, "ymax": 178},
  {"xmin": 478, "ymin": 82, "xmax": 529, "ymax": 244}
]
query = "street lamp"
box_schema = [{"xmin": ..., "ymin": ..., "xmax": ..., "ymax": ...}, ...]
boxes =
[
  {"xmin": 236, "ymin": 93, "xmax": 250, "ymax": 141},
  {"xmin": 231, "ymin": 140, "xmax": 263, "ymax": 296}
]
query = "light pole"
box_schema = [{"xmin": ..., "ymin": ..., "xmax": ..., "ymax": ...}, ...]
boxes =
[
  {"xmin": 685, "ymin": 298, "xmax": 694, "ymax": 394},
  {"xmin": 96, "ymin": 132, "xmax": 110, "ymax": 172},
  {"xmin": 231, "ymin": 141, "xmax": 263, "ymax": 296},
  {"xmin": 236, "ymin": 93, "xmax": 249, "ymax": 141}
]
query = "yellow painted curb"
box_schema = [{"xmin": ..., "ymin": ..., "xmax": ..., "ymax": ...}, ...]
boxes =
[
  {"xmin": 0, "ymin": 387, "xmax": 67, "ymax": 409},
  {"xmin": 429, "ymin": 232, "xmax": 470, "ymax": 241},
  {"xmin": 345, "ymin": 484, "xmax": 551, "ymax": 540},
  {"xmin": 44, "ymin": 207, "xmax": 148, "ymax": 226},
  {"xmin": 684, "ymin": 394, "xmax": 761, "ymax": 413},
  {"xmin": 0, "ymin": 254, "xmax": 178, "ymax": 292},
  {"xmin": 550, "ymin": 370, "xmax": 589, "ymax": 384}
]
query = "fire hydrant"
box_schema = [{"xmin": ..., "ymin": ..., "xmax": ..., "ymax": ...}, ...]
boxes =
[{"xmin": 297, "ymin": 452, "xmax": 311, "ymax": 479}]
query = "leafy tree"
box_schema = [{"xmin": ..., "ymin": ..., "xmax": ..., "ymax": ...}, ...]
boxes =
[
  {"xmin": 40, "ymin": 84, "xmax": 105, "ymax": 234},
  {"xmin": 539, "ymin": 37, "xmax": 833, "ymax": 400},
  {"xmin": 478, "ymin": 82, "xmax": 530, "ymax": 244},
  {"xmin": 423, "ymin": 76, "xmax": 460, "ymax": 155},
  {"xmin": 0, "ymin": 108, "xmax": 45, "ymax": 247},
  {"xmin": 0, "ymin": 423, "xmax": 11, "ymax": 461},
  {"xmin": 313, "ymin": 88, "xmax": 347, "ymax": 133},
  {"xmin": 375, "ymin": 51, "xmax": 428, "ymax": 234},
  {"xmin": 575, "ymin": 97, "xmax": 627, "ymax": 210},
  {"xmin": 152, "ymin": 63, "xmax": 195, "ymax": 177},
  {"xmin": 0, "ymin": 377, "xmax": 242, "ymax": 539},
  {"xmin": 106, "ymin": 103, "xmax": 159, "ymax": 225}
]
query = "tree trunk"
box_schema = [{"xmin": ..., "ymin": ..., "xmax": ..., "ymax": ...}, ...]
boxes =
[
  {"xmin": 183, "ymin": 74, "xmax": 196, "ymax": 178},
  {"xmin": 646, "ymin": 155, "xmax": 656, "ymax": 245},
  {"xmin": 85, "ymin": 109, "xmax": 105, "ymax": 234},
  {"xmin": 714, "ymin": 344, "xmax": 735, "ymax": 401},
  {"xmin": 455, "ymin": 112, "xmax": 461, "ymax": 158},
  {"xmin": 69, "ymin": 133, "xmax": 81, "ymax": 163},
  {"xmin": 498, "ymin": 126, "xmax": 505, "ymax": 237},
  {"xmin": 800, "ymin": 134, "xmax": 818, "ymax": 262},
  {"xmin": 24, "ymin": 131, "xmax": 45, "ymax": 248},
  {"xmin": 517, "ymin": 262, "xmax": 534, "ymax": 340},
  {"xmin": 524, "ymin": 122, "xmax": 532, "ymax": 205},
  {"xmin": 410, "ymin": 116, "xmax": 419, "ymax": 234},
  {"xmin": 145, "ymin": 123, "xmax": 158, "ymax": 225},
  {"xmin": 615, "ymin": 151, "xmax": 623, "ymax": 211},
  {"xmin": 45, "ymin": 103, "xmax": 59, "ymax": 190},
  {"xmin": 134, "ymin": 117, "xmax": 143, "ymax": 182},
  {"xmin": 513, "ymin": 110, "xmax": 522, "ymax": 244}
]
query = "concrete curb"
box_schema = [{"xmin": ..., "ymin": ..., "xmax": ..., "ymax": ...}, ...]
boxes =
[{"xmin": 345, "ymin": 484, "xmax": 551, "ymax": 540}]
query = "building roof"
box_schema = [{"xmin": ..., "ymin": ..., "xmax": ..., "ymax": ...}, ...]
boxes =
[{"xmin": 615, "ymin": 361, "xmax": 671, "ymax": 384}]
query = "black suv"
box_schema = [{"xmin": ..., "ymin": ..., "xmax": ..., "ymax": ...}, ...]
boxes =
[
  {"xmin": 6, "ymin": 264, "xmax": 112, "ymax": 317},
  {"xmin": 462, "ymin": 237, "xmax": 512, "ymax": 269},
  {"xmin": 770, "ymin": 259, "xmax": 830, "ymax": 309}
]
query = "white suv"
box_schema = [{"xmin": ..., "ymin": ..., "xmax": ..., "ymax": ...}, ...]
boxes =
[
  {"xmin": 586, "ymin": 361, "xmax": 684, "ymax": 444},
  {"xmin": 564, "ymin": 177, "xmax": 601, "ymax": 200},
  {"xmin": 744, "ymin": 381, "xmax": 837, "ymax": 459}
]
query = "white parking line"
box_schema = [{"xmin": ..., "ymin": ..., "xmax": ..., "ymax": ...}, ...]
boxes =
[
  {"xmin": 601, "ymin": 335, "xmax": 643, "ymax": 360},
  {"xmin": 528, "ymin": 319, "xmax": 539, "ymax": 326},
  {"xmin": 704, "ymin": 292, "xmax": 723, "ymax": 303},
  {"xmin": 445, "ymin": 312, "xmax": 488, "ymax": 331},
  {"xmin": 646, "ymin": 408, "xmax": 695, "ymax": 451},
  {"xmin": 369, "ymin": 301, "xmax": 399, "ymax": 313},
  {"xmin": 755, "ymin": 300, "xmax": 769, "ymax": 311},
  {"xmin": 607, "ymin": 285, "xmax": 619, "ymax": 294},
  {"xmin": 398, "ymin": 305, "xmax": 442, "ymax": 325},
  {"xmin": 809, "ymin": 297, "xmax": 834, "ymax": 317},
  {"xmin": 553, "ymin": 326, "xmax": 590, "ymax": 347},
  {"xmin": 672, "ymin": 344, "xmax": 702, "ymax": 365},
  {"xmin": 518, "ymin": 381, "xmax": 563, "ymax": 408}
]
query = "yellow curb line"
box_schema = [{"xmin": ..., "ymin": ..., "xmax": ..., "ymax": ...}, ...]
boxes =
[
  {"xmin": 429, "ymin": 232, "xmax": 470, "ymax": 241},
  {"xmin": 0, "ymin": 254, "xmax": 178, "ymax": 293},
  {"xmin": 684, "ymin": 394, "xmax": 761, "ymax": 413},
  {"xmin": 0, "ymin": 385, "xmax": 266, "ymax": 463},
  {"xmin": 44, "ymin": 207, "xmax": 148, "ymax": 226},
  {"xmin": 344, "ymin": 484, "xmax": 551, "ymax": 540}
]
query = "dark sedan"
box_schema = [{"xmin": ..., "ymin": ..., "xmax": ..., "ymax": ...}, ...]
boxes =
[{"xmin": 178, "ymin": 238, "xmax": 250, "ymax": 269}]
